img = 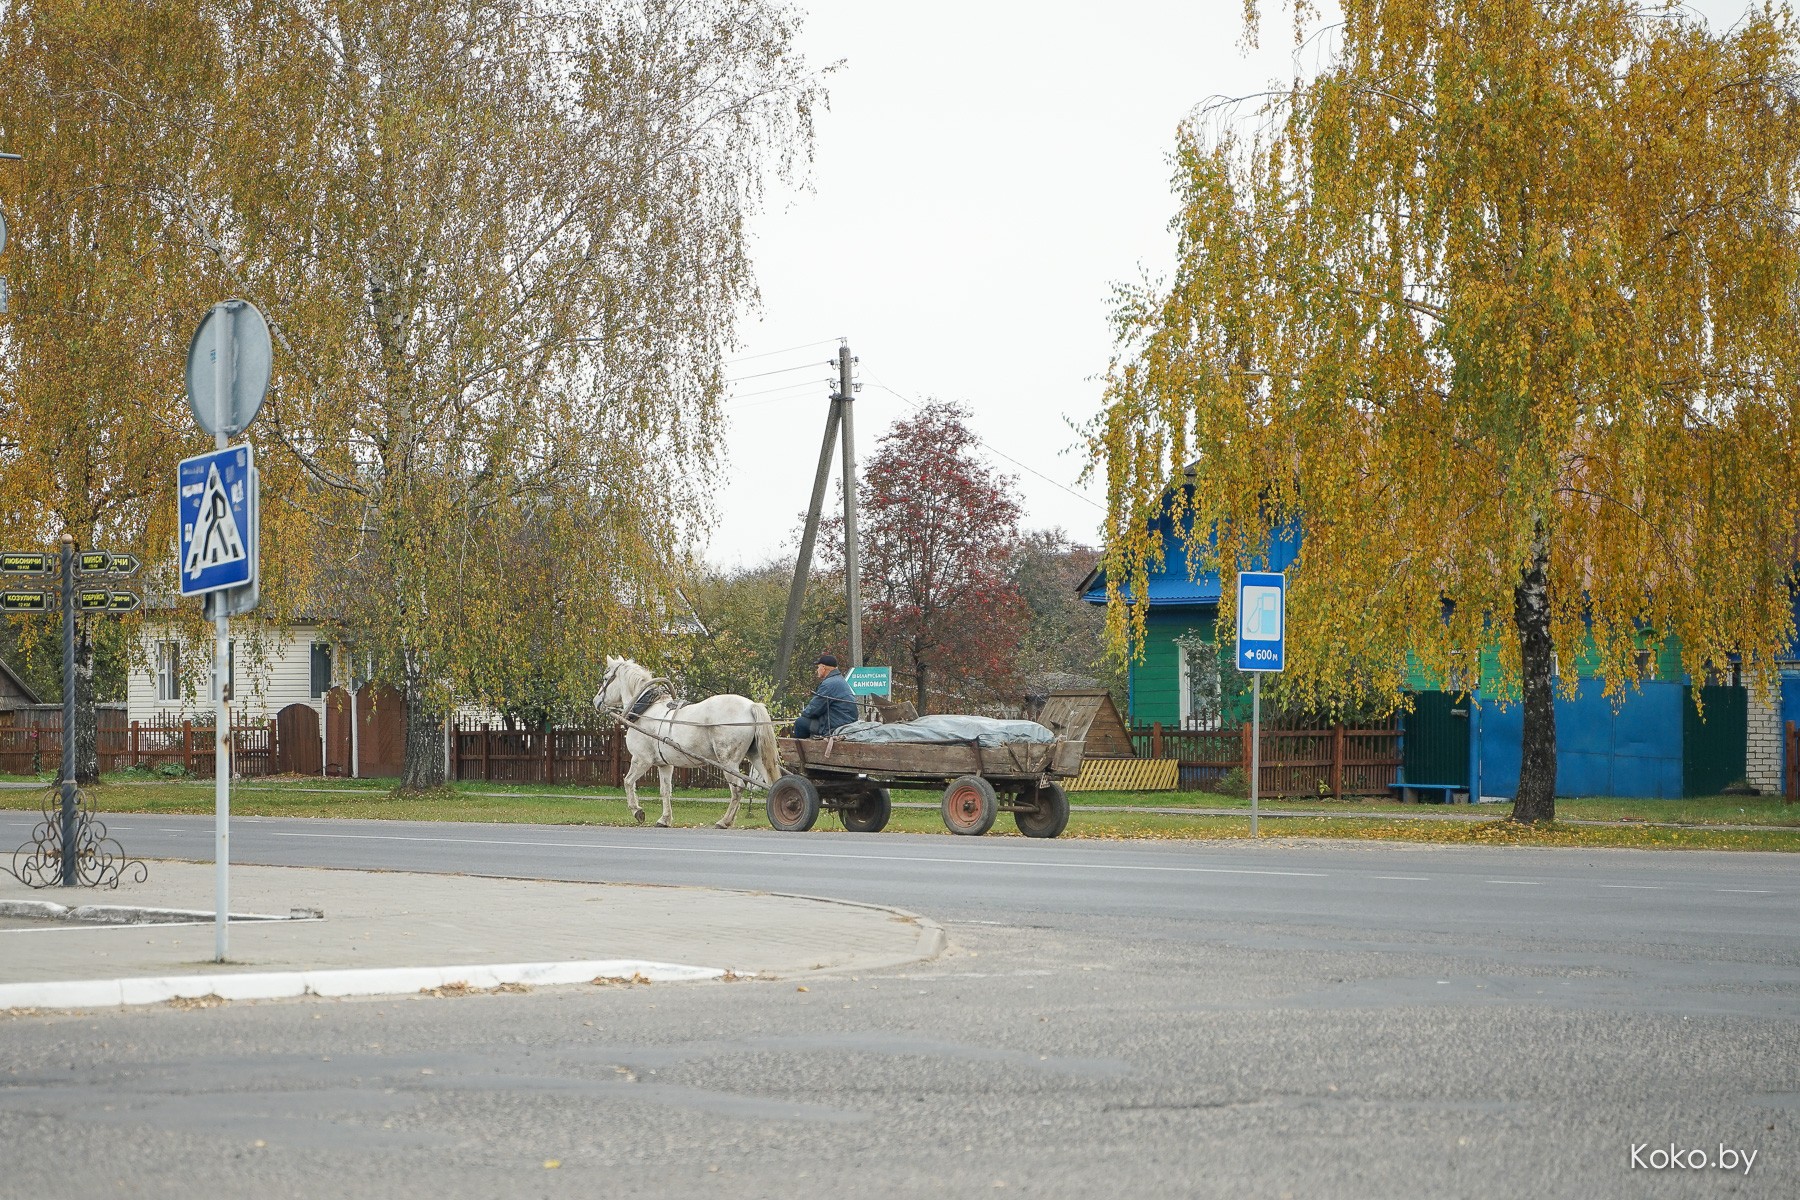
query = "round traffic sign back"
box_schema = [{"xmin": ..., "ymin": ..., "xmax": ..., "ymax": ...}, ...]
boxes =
[{"xmin": 186, "ymin": 299, "xmax": 272, "ymax": 438}]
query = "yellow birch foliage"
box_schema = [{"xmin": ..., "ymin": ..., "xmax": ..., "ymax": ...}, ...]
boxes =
[
  {"xmin": 0, "ymin": 1, "xmax": 219, "ymax": 698},
  {"xmin": 147, "ymin": 0, "xmax": 823, "ymax": 766},
  {"xmin": 1094, "ymin": 0, "xmax": 1800, "ymax": 725}
]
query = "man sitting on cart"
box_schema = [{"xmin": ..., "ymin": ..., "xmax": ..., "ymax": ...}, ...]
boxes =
[{"xmin": 792, "ymin": 653, "xmax": 857, "ymax": 738}]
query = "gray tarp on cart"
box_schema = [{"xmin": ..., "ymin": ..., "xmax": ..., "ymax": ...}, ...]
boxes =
[{"xmin": 831, "ymin": 715, "xmax": 1056, "ymax": 748}]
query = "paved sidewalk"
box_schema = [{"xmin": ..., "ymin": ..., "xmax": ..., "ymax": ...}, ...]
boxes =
[{"xmin": 0, "ymin": 860, "xmax": 945, "ymax": 1009}]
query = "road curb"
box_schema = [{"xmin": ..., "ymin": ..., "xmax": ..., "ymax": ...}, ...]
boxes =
[
  {"xmin": 0, "ymin": 899, "xmax": 321, "ymax": 926},
  {"xmin": 0, "ymin": 958, "xmax": 724, "ymax": 1012},
  {"xmin": 753, "ymin": 889, "xmax": 949, "ymax": 974}
]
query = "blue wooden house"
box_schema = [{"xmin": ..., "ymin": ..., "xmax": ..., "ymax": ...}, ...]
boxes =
[{"xmin": 1083, "ymin": 486, "xmax": 1800, "ymax": 799}]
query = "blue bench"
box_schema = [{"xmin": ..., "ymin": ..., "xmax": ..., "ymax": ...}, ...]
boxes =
[{"xmin": 1389, "ymin": 782, "xmax": 1471, "ymax": 804}]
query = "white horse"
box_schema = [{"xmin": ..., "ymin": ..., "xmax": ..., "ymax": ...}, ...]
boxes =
[{"xmin": 594, "ymin": 655, "xmax": 780, "ymax": 829}]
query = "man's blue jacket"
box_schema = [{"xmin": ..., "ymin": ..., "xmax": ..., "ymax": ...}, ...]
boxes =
[{"xmin": 799, "ymin": 670, "xmax": 858, "ymax": 733}]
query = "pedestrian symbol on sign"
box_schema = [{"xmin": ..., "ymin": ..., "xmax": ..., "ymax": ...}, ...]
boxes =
[
  {"xmin": 183, "ymin": 463, "xmax": 247, "ymax": 579},
  {"xmin": 177, "ymin": 444, "xmax": 257, "ymax": 597}
]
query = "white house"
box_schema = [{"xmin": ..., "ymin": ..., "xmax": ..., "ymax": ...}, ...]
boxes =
[{"xmin": 129, "ymin": 618, "xmax": 335, "ymax": 723}]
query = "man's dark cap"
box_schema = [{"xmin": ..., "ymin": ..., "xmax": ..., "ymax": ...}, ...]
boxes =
[{"xmin": 816, "ymin": 654, "xmax": 839, "ymax": 667}]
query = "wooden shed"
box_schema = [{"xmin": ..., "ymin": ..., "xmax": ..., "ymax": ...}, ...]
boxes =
[
  {"xmin": 1035, "ymin": 689, "xmax": 1132, "ymax": 758},
  {"xmin": 0, "ymin": 658, "xmax": 42, "ymax": 713}
]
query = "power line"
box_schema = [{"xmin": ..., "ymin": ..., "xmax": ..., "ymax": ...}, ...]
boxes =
[
  {"xmin": 723, "ymin": 337, "xmax": 840, "ymax": 366},
  {"xmin": 727, "ymin": 376, "xmax": 834, "ymax": 401},
  {"xmin": 735, "ymin": 388, "xmax": 832, "ymax": 411},
  {"xmin": 864, "ymin": 377, "xmax": 1105, "ymax": 512},
  {"xmin": 725, "ymin": 360, "xmax": 835, "ymax": 385}
]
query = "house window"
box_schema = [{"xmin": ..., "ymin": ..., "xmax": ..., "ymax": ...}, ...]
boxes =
[
  {"xmin": 155, "ymin": 641, "xmax": 181, "ymax": 702},
  {"xmin": 1178, "ymin": 637, "xmax": 1226, "ymax": 730},
  {"xmin": 310, "ymin": 643, "xmax": 332, "ymax": 698}
]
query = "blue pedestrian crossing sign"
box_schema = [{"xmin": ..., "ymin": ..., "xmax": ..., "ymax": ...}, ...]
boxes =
[
  {"xmin": 178, "ymin": 444, "xmax": 257, "ymax": 596},
  {"xmin": 1236, "ymin": 571, "xmax": 1286, "ymax": 672}
]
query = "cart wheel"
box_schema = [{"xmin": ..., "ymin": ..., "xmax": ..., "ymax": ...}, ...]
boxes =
[
  {"xmin": 767, "ymin": 774, "xmax": 820, "ymax": 832},
  {"xmin": 941, "ymin": 774, "xmax": 997, "ymax": 836},
  {"xmin": 840, "ymin": 786, "xmax": 892, "ymax": 833},
  {"xmin": 1014, "ymin": 783, "xmax": 1070, "ymax": 839}
]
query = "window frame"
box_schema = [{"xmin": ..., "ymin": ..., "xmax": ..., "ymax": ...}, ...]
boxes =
[{"xmin": 154, "ymin": 641, "xmax": 181, "ymax": 703}]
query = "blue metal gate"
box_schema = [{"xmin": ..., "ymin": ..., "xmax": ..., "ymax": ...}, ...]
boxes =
[{"xmin": 1479, "ymin": 681, "xmax": 1684, "ymax": 799}]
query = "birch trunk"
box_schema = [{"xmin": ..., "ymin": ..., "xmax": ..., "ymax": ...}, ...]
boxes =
[
  {"xmin": 402, "ymin": 668, "xmax": 447, "ymax": 791},
  {"xmin": 1511, "ymin": 530, "xmax": 1557, "ymax": 823}
]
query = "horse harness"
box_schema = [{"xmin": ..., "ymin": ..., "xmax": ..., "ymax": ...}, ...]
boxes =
[
  {"xmin": 621, "ymin": 681, "xmax": 690, "ymax": 766},
  {"xmin": 625, "ymin": 682, "xmax": 674, "ymax": 722}
]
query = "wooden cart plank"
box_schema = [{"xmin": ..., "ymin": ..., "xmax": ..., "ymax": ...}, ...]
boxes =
[{"xmin": 777, "ymin": 736, "xmax": 1076, "ymax": 782}]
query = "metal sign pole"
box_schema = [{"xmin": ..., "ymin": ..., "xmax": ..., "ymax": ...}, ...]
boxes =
[
  {"xmin": 179, "ymin": 297, "xmax": 268, "ymax": 958},
  {"xmin": 212, "ymin": 302, "xmax": 232, "ymax": 962},
  {"xmin": 1250, "ymin": 673, "xmax": 1261, "ymax": 839},
  {"xmin": 1236, "ymin": 570, "xmax": 1285, "ymax": 841}
]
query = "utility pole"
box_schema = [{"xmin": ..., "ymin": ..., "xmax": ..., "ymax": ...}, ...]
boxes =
[
  {"xmin": 838, "ymin": 344, "xmax": 862, "ymax": 668},
  {"xmin": 773, "ymin": 388, "xmax": 841, "ymax": 692},
  {"xmin": 773, "ymin": 340, "xmax": 864, "ymax": 689}
]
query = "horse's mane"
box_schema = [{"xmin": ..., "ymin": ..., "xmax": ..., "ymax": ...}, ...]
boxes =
[{"xmin": 611, "ymin": 657, "xmax": 653, "ymax": 695}]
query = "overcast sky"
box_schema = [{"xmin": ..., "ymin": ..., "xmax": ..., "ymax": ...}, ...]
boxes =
[{"xmin": 706, "ymin": 0, "xmax": 1753, "ymax": 570}]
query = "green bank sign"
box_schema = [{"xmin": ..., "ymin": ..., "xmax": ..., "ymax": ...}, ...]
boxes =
[{"xmin": 845, "ymin": 666, "xmax": 892, "ymax": 697}]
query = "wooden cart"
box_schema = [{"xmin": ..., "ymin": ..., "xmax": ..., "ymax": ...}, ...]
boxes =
[{"xmin": 766, "ymin": 693, "xmax": 1104, "ymax": 837}]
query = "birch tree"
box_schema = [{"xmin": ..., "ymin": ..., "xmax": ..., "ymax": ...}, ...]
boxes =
[
  {"xmin": 1092, "ymin": 1, "xmax": 1800, "ymax": 821},
  {"xmin": 0, "ymin": 1, "xmax": 212, "ymax": 779},
  {"xmin": 166, "ymin": 0, "xmax": 823, "ymax": 787}
]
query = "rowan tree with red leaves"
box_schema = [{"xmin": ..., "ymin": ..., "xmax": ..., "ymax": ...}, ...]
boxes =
[{"xmin": 841, "ymin": 401, "xmax": 1027, "ymax": 712}]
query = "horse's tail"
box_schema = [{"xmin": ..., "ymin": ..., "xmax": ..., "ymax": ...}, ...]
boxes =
[{"xmin": 748, "ymin": 702, "xmax": 781, "ymax": 787}]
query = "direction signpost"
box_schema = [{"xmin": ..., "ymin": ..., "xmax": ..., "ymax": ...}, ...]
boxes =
[
  {"xmin": 183, "ymin": 298, "xmax": 271, "ymax": 961},
  {"xmin": 1, "ymin": 551, "xmax": 49, "ymax": 574},
  {"xmin": 1, "ymin": 541, "xmax": 144, "ymax": 884},
  {"xmin": 1236, "ymin": 571, "xmax": 1287, "ymax": 838}
]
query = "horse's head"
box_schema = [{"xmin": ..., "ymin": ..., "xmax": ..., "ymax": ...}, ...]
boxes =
[{"xmin": 594, "ymin": 655, "xmax": 647, "ymax": 713}]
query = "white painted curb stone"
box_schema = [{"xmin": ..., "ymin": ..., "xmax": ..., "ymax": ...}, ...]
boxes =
[{"xmin": 0, "ymin": 959, "xmax": 724, "ymax": 1011}]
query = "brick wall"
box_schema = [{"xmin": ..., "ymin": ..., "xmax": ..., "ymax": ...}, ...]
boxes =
[{"xmin": 1747, "ymin": 679, "xmax": 1782, "ymax": 795}]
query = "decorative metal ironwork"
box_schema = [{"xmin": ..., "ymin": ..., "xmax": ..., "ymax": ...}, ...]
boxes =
[{"xmin": 7, "ymin": 783, "xmax": 147, "ymax": 889}]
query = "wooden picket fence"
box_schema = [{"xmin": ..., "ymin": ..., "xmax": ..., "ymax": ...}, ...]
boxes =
[
  {"xmin": 450, "ymin": 722, "xmax": 730, "ymax": 789},
  {"xmin": 1128, "ymin": 717, "xmax": 1403, "ymax": 797},
  {"xmin": 0, "ymin": 711, "xmax": 277, "ymax": 778},
  {"xmin": 0, "ymin": 710, "xmax": 744, "ymax": 787}
]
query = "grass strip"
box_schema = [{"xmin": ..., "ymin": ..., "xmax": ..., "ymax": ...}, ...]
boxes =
[{"xmin": 0, "ymin": 779, "xmax": 1794, "ymax": 851}]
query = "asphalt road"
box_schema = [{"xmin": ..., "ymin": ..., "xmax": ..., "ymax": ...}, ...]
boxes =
[{"xmin": 2, "ymin": 813, "xmax": 1796, "ymax": 1198}]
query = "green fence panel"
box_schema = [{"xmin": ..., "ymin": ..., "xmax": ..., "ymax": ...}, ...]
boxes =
[
  {"xmin": 1403, "ymin": 691, "xmax": 1470, "ymax": 786},
  {"xmin": 1682, "ymin": 684, "xmax": 1747, "ymax": 796}
]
